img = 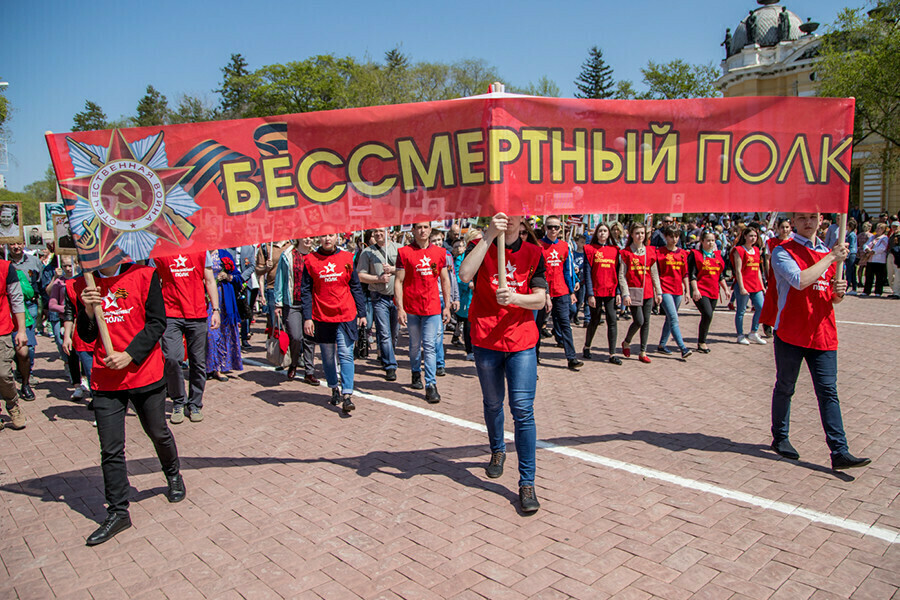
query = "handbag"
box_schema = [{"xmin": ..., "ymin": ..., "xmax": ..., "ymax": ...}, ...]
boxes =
[
  {"xmin": 628, "ymin": 249, "xmax": 648, "ymax": 305},
  {"xmin": 265, "ymin": 321, "xmax": 291, "ymax": 368},
  {"xmin": 233, "ymin": 281, "xmax": 251, "ymax": 321}
]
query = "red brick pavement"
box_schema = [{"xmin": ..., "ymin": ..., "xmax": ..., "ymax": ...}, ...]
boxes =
[{"xmin": 0, "ymin": 296, "xmax": 898, "ymax": 599}]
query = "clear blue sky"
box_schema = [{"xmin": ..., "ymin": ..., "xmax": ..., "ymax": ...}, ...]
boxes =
[{"xmin": 1, "ymin": 0, "xmax": 854, "ymax": 192}]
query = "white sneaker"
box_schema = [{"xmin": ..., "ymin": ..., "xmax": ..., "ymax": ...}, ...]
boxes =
[
  {"xmin": 748, "ymin": 332, "xmax": 767, "ymax": 345},
  {"xmin": 737, "ymin": 335, "xmax": 750, "ymax": 345}
]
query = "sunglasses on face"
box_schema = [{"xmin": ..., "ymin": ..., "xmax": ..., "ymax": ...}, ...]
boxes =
[{"xmin": 546, "ymin": 225, "xmax": 561, "ymax": 230}]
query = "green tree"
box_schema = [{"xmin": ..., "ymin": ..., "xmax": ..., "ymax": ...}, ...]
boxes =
[
  {"xmin": 0, "ymin": 189, "xmax": 40, "ymax": 225},
  {"xmin": 170, "ymin": 94, "xmax": 215, "ymax": 124},
  {"xmin": 613, "ymin": 80, "xmax": 641, "ymax": 100},
  {"xmin": 133, "ymin": 85, "xmax": 169, "ymax": 127},
  {"xmin": 512, "ymin": 76, "xmax": 561, "ymax": 97},
  {"xmin": 216, "ymin": 53, "xmax": 253, "ymax": 119},
  {"xmin": 408, "ymin": 62, "xmax": 452, "ymax": 102},
  {"xmin": 0, "ymin": 88, "xmax": 8, "ymax": 138},
  {"xmin": 639, "ymin": 60, "xmax": 721, "ymax": 99},
  {"xmin": 246, "ymin": 55, "xmax": 357, "ymax": 116},
  {"xmin": 447, "ymin": 58, "xmax": 501, "ymax": 98},
  {"xmin": 574, "ymin": 46, "xmax": 616, "ymax": 99},
  {"xmin": 72, "ymin": 100, "xmax": 108, "ymax": 131},
  {"xmin": 817, "ymin": 0, "xmax": 900, "ymax": 171},
  {"xmin": 13, "ymin": 165, "xmax": 58, "ymax": 224}
]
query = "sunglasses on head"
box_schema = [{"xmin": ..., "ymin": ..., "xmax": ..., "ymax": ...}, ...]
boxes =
[{"xmin": 546, "ymin": 224, "xmax": 561, "ymax": 230}]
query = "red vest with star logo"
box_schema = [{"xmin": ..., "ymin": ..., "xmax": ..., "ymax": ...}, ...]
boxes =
[
  {"xmin": 733, "ymin": 245, "xmax": 763, "ymax": 293},
  {"xmin": 583, "ymin": 244, "xmax": 619, "ymax": 297},
  {"xmin": 656, "ymin": 247, "xmax": 688, "ymax": 295},
  {"xmin": 0, "ymin": 260, "xmax": 16, "ymax": 336},
  {"xmin": 65, "ymin": 279, "xmax": 93, "ymax": 353},
  {"xmin": 73, "ymin": 266, "xmax": 164, "ymax": 392},
  {"xmin": 155, "ymin": 251, "xmax": 208, "ymax": 319},
  {"xmin": 539, "ymin": 239, "xmax": 569, "ymax": 298},
  {"xmin": 397, "ymin": 243, "xmax": 446, "ymax": 316},
  {"xmin": 469, "ymin": 241, "xmax": 544, "ymax": 352},
  {"xmin": 692, "ymin": 249, "xmax": 725, "ymax": 299},
  {"xmin": 621, "ymin": 246, "xmax": 657, "ymax": 300},
  {"xmin": 303, "ymin": 249, "xmax": 357, "ymax": 322},
  {"xmin": 773, "ymin": 240, "xmax": 838, "ymax": 351}
]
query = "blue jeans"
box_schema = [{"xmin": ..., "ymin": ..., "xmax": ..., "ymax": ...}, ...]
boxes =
[
  {"xmin": 76, "ymin": 350, "xmax": 93, "ymax": 383},
  {"xmin": 49, "ymin": 313, "xmax": 65, "ymax": 360},
  {"xmin": 371, "ymin": 293, "xmax": 398, "ymax": 370},
  {"xmin": 771, "ymin": 334, "xmax": 847, "ymax": 456},
  {"xmin": 735, "ymin": 290, "xmax": 764, "ymax": 336},
  {"xmin": 319, "ymin": 326, "xmax": 355, "ymax": 395},
  {"xmin": 436, "ymin": 298, "xmax": 446, "ymax": 369},
  {"xmin": 264, "ymin": 288, "xmax": 276, "ymax": 328},
  {"xmin": 474, "ymin": 346, "xmax": 537, "ymax": 487},
  {"xmin": 408, "ymin": 313, "xmax": 439, "ymax": 386},
  {"xmin": 658, "ymin": 293, "xmax": 687, "ymax": 352},
  {"xmin": 551, "ymin": 295, "xmax": 576, "ymax": 361}
]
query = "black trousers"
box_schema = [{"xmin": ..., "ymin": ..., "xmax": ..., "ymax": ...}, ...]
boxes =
[
  {"xmin": 94, "ymin": 383, "xmax": 179, "ymax": 516},
  {"xmin": 584, "ymin": 296, "xmax": 617, "ymax": 354},
  {"xmin": 863, "ymin": 262, "xmax": 887, "ymax": 296},
  {"xmin": 695, "ymin": 296, "xmax": 718, "ymax": 345},
  {"xmin": 160, "ymin": 317, "xmax": 208, "ymax": 410},
  {"xmin": 624, "ymin": 298, "xmax": 653, "ymax": 351}
]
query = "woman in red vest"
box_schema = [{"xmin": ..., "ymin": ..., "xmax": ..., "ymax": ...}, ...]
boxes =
[
  {"xmin": 72, "ymin": 262, "xmax": 184, "ymax": 546},
  {"xmin": 656, "ymin": 226, "xmax": 692, "ymax": 358},
  {"xmin": 688, "ymin": 230, "xmax": 729, "ymax": 353},
  {"xmin": 582, "ymin": 222, "xmax": 622, "ymax": 364},
  {"xmin": 301, "ymin": 233, "xmax": 367, "ymax": 414},
  {"xmin": 732, "ymin": 227, "xmax": 766, "ymax": 345},
  {"xmin": 459, "ymin": 213, "xmax": 547, "ymax": 513},
  {"xmin": 618, "ymin": 222, "xmax": 661, "ymax": 363}
]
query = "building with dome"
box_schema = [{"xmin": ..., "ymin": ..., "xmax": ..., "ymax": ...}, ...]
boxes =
[{"xmin": 716, "ymin": 0, "xmax": 898, "ymax": 217}]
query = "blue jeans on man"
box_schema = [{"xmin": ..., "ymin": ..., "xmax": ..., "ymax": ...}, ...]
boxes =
[
  {"xmin": 771, "ymin": 334, "xmax": 847, "ymax": 456},
  {"xmin": 658, "ymin": 293, "xmax": 688, "ymax": 352},
  {"xmin": 474, "ymin": 346, "xmax": 537, "ymax": 487},
  {"xmin": 436, "ymin": 298, "xmax": 446, "ymax": 370},
  {"xmin": 551, "ymin": 295, "xmax": 577, "ymax": 361},
  {"xmin": 371, "ymin": 293, "xmax": 398, "ymax": 370},
  {"xmin": 407, "ymin": 313, "xmax": 439, "ymax": 386},
  {"xmin": 735, "ymin": 290, "xmax": 764, "ymax": 336},
  {"xmin": 320, "ymin": 326, "xmax": 355, "ymax": 395}
]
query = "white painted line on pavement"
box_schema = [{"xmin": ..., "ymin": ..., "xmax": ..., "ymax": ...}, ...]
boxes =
[
  {"xmin": 836, "ymin": 320, "xmax": 900, "ymax": 328},
  {"xmin": 353, "ymin": 389, "xmax": 900, "ymax": 545}
]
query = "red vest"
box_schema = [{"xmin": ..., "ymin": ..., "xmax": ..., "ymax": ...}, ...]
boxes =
[
  {"xmin": 773, "ymin": 240, "xmax": 838, "ymax": 351},
  {"xmin": 469, "ymin": 241, "xmax": 544, "ymax": 353},
  {"xmin": 397, "ymin": 243, "xmax": 446, "ymax": 316},
  {"xmin": 620, "ymin": 246, "xmax": 656, "ymax": 300},
  {"xmin": 65, "ymin": 279, "xmax": 93, "ymax": 353},
  {"xmin": 584, "ymin": 244, "xmax": 619, "ymax": 297},
  {"xmin": 0, "ymin": 261, "xmax": 15, "ymax": 336},
  {"xmin": 156, "ymin": 252, "xmax": 209, "ymax": 319},
  {"xmin": 656, "ymin": 247, "xmax": 688, "ymax": 295},
  {"xmin": 73, "ymin": 266, "xmax": 165, "ymax": 392},
  {"xmin": 539, "ymin": 239, "xmax": 569, "ymax": 298},
  {"xmin": 734, "ymin": 245, "xmax": 763, "ymax": 293},
  {"xmin": 692, "ymin": 249, "xmax": 725, "ymax": 299},
  {"xmin": 303, "ymin": 250, "xmax": 357, "ymax": 322}
]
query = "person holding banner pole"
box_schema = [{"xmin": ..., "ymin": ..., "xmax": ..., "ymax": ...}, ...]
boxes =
[
  {"xmin": 459, "ymin": 212, "xmax": 547, "ymax": 513},
  {"xmin": 619, "ymin": 222, "xmax": 662, "ymax": 363},
  {"xmin": 582, "ymin": 223, "xmax": 622, "ymax": 365},
  {"xmin": 767, "ymin": 212, "xmax": 870, "ymax": 471}
]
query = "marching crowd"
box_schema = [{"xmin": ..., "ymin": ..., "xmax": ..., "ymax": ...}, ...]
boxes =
[{"xmin": 0, "ymin": 209, "xmax": 893, "ymax": 544}]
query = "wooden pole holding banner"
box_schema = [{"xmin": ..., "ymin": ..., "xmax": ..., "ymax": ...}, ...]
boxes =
[
  {"xmin": 835, "ymin": 213, "xmax": 849, "ymax": 282},
  {"xmin": 45, "ymin": 131, "xmax": 115, "ymax": 356},
  {"xmin": 489, "ymin": 81, "xmax": 509, "ymax": 291}
]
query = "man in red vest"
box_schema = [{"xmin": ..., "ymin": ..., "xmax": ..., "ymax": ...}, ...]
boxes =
[
  {"xmin": 537, "ymin": 216, "xmax": 582, "ymax": 371},
  {"xmin": 768, "ymin": 212, "xmax": 870, "ymax": 471},
  {"xmin": 0, "ymin": 259, "xmax": 28, "ymax": 431}
]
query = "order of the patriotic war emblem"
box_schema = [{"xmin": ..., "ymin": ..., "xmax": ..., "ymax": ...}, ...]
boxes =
[{"xmin": 59, "ymin": 129, "xmax": 200, "ymax": 268}]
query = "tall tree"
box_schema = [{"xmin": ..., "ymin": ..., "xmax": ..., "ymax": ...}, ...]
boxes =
[
  {"xmin": 216, "ymin": 53, "xmax": 253, "ymax": 119},
  {"xmin": 817, "ymin": 0, "xmax": 900, "ymax": 171},
  {"xmin": 0, "ymin": 88, "xmax": 8, "ymax": 138},
  {"xmin": 133, "ymin": 85, "xmax": 169, "ymax": 127},
  {"xmin": 72, "ymin": 100, "xmax": 108, "ymax": 131},
  {"xmin": 447, "ymin": 58, "xmax": 501, "ymax": 98},
  {"xmin": 246, "ymin": 55, "xmax": 357, "ymax": 116},
  {"xmin": 512, "ymin": 76, "xmax": 561, "ymax": 97},
  {"xmin": 639, "ymin": 60, "xmax": 721, "ymax": 99},
  {"xmin": 170, "ymin": 94, "xmax": 215, "ymax": 124},
  {"xmin": 574, "ymin": 46, "xmax": 616, "ymax": 99}
]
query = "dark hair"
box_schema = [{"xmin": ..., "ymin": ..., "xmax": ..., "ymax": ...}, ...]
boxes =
[
  {"xmin": 700, "ymin": 228, "xmax": 717, "ymax": 243},
  {"xmin": 737, "ymin": 226, "xmax": 760, "ymax": 247},
  {"xmin": 574, "ymin": 233, "xmax": 586, "ymax": 243},
  {"xmin": 625, "ymin": 221, "xmax": 646, "ymax": 248},
  {"xmin": 847, "ymin": 218, "xmax": 858, "ymax": 232},
  {"xmin": 663, "ymin": 225, "xmax": 679, "ymax": 238},
  {"xmin": 589, "ymin": 222, "xmax": 611, "ymax": 246},
  {"xmin": 519, "ymin": 222, "xmax": 540, "ymax": 245}
]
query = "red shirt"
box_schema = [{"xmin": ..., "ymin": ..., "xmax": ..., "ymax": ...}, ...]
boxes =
[
  {"xmin": 155, "ymin": 252, "xmax": 209, "ymax": 319},
  {"xmin": 539, "ymin": 239, "xmax": 570, "ymax": 298},
  {"xmin": 692, "ymin": 249, "xmax": 725, "ymax": 299},
  {"xmin": 620, "ymin": 246, "xmax": 657, "ymax": 300},
  {"xmin": 65, "ymin": 279, "xmax": 92, "ymax": 353},
  {"xmin": 302, "ymin": 249, "xmax": 358, "ymax": 322},
  {"xmin": 469, "ymin": 239, "xmax": 545, "ymax": 352},
  {"xmin": 583, "ymin": 244, "xmax": 619, "ymax": 297},
  {"xmin": 734, "ymin": 245, "xmax": 763, "ymax": 293},
  {"xmin": 0, "ymin": 261, "xmax": 15, "ymax": 336},
  {"xmin": 773, "ymin": 240, "xmax": 838, "ymax": 351},
  {"xmin": 397, "ymin": 243, "xmax": 446, "ymax": 316},
  {"xmin": 656, "ymin": 247, "xmax": 688, "ymax": 295}
]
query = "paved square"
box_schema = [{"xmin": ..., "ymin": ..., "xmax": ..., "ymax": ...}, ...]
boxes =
[{"xmin": 1, "ymin": 296, "xmax": 898, "ymax": 599}]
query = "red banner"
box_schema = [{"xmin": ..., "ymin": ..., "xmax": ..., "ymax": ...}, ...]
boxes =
[{"xmin": 45, "ymin": 95, "xmax": 854, "ymax": 269}]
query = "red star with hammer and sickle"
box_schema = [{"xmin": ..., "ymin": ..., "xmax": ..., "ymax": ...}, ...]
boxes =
[{"xmin": 59, "ymin": 129, "xmax": 192, "ymax": 261}]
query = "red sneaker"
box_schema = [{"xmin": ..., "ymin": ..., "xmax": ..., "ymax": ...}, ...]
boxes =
[
  {"xmin": 621, "ymin": 342, "xmax": 631, "ymax": 358},
  {"xmin": 638, "ymin": 355, "xmax": 652, "ymax": 364}
]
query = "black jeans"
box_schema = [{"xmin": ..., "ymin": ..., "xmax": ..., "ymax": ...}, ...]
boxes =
[
  {"xmin": 864, "ymin": 262, "xmax": 887, "ymax": 295},
  {"xmin": 624, "ymin": 298, "xmax": 653, "ymax": 352},
  {"xmin": 94, "ymin": 383, "xmax": 179, "ymax": 516},
  {"xmin": 160, "ymin": 317, "xmax": 208, "ymax": 410},
  {"xmin": 284, "ymin": 305, "xmax": 316, "ymax": 376},
  {"xmin": 536, "ymin": 296, "xmax": 577, "ymax": 362},
  {"xmin": 695, "ymin": 296, "xmax": 718, "ymax": 345},
  {"xmin": 584, "ymin": 296, "xmax": 617, "ymax": 354}
]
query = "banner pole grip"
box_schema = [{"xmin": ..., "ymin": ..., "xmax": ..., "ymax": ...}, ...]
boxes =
[
  {"xmin": 497, "ymin": 228, "xmax": 507, "ymax": 291},
  {"xmin": 83, "ymin": 271, "xmax": 116, "ymax": 356},
  {"xmin": 835, "ymin": 213, "xmax": 848, "ymax": 282}
]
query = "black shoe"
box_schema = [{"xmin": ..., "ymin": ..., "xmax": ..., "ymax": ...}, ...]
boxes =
[
  {"xmin": 425, "ymin": 385, "xmax": 441, "ymax": 404},
  {"xmin": 241, "ymin": 343, "xmax": 253, "ymax": 352},
  {"xmin": 330, "ymin": 388, "xmax": 341, "ymax": 406},
  {"xmin": 519, "ymin": 485, "xmax": 541, "ymax": 513},
  {"xmin": 286, "ymin": 365, "xmax": 297, "ymax": 380},
  {"xmin": 20, "ymin": 385, "xmax": 35, "ymax": 401},
  {"xmin": 540, "ymin": 328, "xmax": 553, "ymax": 338},
  {"xmin": 86, "ymin": 513, "xmax": 132, "ymax": 546},
  {"xmin": 485, "ymin": 451, "xmax": 505, "ymax": 479},
  {"xmin": 411, "ymin": 372, "xmax": 423, "ymax": 390},
  {"xmin": 555, "ymin": 341, "xmax": 564, "ymax": 348},
  {"xmin": 436, "ymin": 367, "xmax": 446, "ymax": 377},
  {"xmin": 656, "ymin": 346, "xmax": 673, "ymax": 355},
  {"xmin": 302, "ymin": 374, "xmax": 320, "ymax": 386},
  {"xmin": 609, "ymin": 356, "xmax": 622, "ymax": 365},
  {"xmin": 572, "ymin": 317, "xmax": 581, "ymax": 327},
  {"xmin": 831, "ymin": 452, "xmax": 871, "ymax": 471},
  {"xmin": 696, "ymin": 346, "xmax": 711, "ymax": 354},
  {"xmin": 582, "ymin": 348, "xmax": 592, "ymax": 360},
  {"xmin": 771, "ymin": 439, "xmax": 800, "ymax": 460},
  {"xmin": 567, "ymin": 359, "xmax": 584, "ymax": 371},
  {"xmin": 681, "ymin": 349, "xmax": 693, "ymax": 359},
  {"xmin": 166, "ymin": 474, "xmax": 186, "ymax": 503},
  {"xmin": 341, "ymin": 395, "xmax": 356, "ymax": 414},
  {"xmin": 385, "ymin": 368, "xmax": 397, "ymax": 382}
]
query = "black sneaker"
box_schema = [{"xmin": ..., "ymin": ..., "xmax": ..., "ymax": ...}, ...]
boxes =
[
  {"xmin": 485, "ymin": 451, "xmax": 505, "ymax": 478},
  {"xmin": 86, "ymin": 513, "xmax": 132, "ymax": 546},
  {"xmin": 567, "ymin": 359, "xmax": 584, "ymax": 371},
  {"xmin": 582, "ymin": 348, "xmax": 592, "ymax": 360},
  {"xmin": 330, "ymin": 388, "xmax": 341, "ymax": 406},
  {"xmin": 519, "ymin": 485, "xmax": 541, "ymax": 513},
  {"xmin": 385, "ymin": 368, "xmax": 397, "ymax": 382},
  {"xmin": 609, "ymin": 356, "xmax": 622, "ymax": 365},
  {"xmin": 681, "ymin": 349, "xmax": 693, "ymax": 359},
  {"xmin": 771, "ymin": 439, "xmax": 800, "ymax": 460},
  {"xmin": 166, "ymin": 474, "xmax": 186, "ymax": 503},
  {"xmin": 20, "ymin": 385, "xmax": 35, "ymax": 401},
  {"xmin": 424, "ymin": 385, "xmax": 441, "ymax": 404},
  {"xmin": 341, "ymin": 395, "xmax": 356, "ymax": 414},
  {"xmin": 436, "ymin": 367, "xmax": 446, "ymax": 377},
  {"xmin": 411, "ymin": 372, "xmax": 423, "ymax": 390},
  {"xmin": 831, "ymin": 452, "xmax": 871, "ymax": 470}
]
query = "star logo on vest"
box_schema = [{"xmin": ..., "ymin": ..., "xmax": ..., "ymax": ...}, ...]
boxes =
[
  {"xmin": 548, "ymin": 249, "xmax": 559, "ymax": 262},
  {"xmin": 323, "ymin": 263, "xmax": 337, "ymax": 274},
  {"xmin": 172, "ymin": 255, "xmax": 188, "ymax": 268},
  {"xmin": 103, "ymin": 290, "xmax": 119, "ymax": 310},
  {"xmin": 418, "ymin": 256, "xmax": 431, "ymax": 268}
]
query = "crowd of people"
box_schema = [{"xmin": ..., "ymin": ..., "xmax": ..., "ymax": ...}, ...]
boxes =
[{"xmin": 0, "ymin": 207, "xmax": 892, "ymax": 544}]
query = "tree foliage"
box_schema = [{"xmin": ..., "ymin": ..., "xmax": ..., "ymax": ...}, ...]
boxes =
[
  {"xmin": 0, "ymin": 89, "xmax": 8, "ymax": 137},
  {"xmin": 817, "ymin": 0, "xmax": 900, "ymax": 171},
  {"xmin": 72, "ymin": 100, "xmax": 108, "ymax": 131},
  {"xmin": 216, "ymin": 53, "xmax": 253, "ymax": 119},
  {"xmin": 170, "ymin": 94, "xmax": 216, "ymax": 124},
  {"xmin": 639, "ymin": 60, "xmax": 721, "ymax": 99},
  {"xmin": 574, "ymin": 46, "xmax": 616, "ymax": 99},
  {"xmin": 511, "ymin": 76, "xmax": 561, "ymax": 97},
  {"xmin": 133, "ymin": 85, "xmax": 169, "ymax": 127}
]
